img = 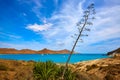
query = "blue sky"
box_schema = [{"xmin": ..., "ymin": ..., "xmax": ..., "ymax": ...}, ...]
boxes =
[{"xmin": 0, "ymin": 0, "xmax": 120, "ymax": 53}]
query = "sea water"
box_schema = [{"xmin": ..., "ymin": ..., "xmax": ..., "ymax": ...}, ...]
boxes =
[{"xmin": 0, "ymin": 54, "xmax": 108, "ymax": 63}]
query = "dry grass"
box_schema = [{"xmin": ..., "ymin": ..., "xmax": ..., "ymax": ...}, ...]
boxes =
[
  {"xmin": 0, "ymin": 57, "xmax": 120, "ymax": 80},
  {"xmin": 0, "ymin": 59, "xmax": 34, "ymax": 80}
]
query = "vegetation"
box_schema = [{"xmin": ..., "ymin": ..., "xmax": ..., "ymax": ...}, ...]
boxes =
[
  {"xmin": 0, "ymin": 64, "xmax": 8, "ymax": 71},
  {"xmin": 86, "ymin": 64, "xmax": 98, "ymax": 71},
  {"xmin": 62, "ymin": 3, "xmax": 96, "ymax": 79},
  {"xmin": 33, "ymin": 61, "xmax": 77, "ymax": 80},
  {"xmin": 33, "ymin": 61, "xmax": 57, "ymax": 80},
  {"xmin": 55, "ymin": 66, "xmax": 76, "ymax": 80}
]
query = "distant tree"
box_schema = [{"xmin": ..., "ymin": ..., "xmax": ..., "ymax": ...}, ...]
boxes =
[{"xmin": 62, "ymin": 3, "xmax": 96, "ymax": 79}]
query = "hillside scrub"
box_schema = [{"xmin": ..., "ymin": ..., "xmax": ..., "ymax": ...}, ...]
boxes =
[{"xmin": 33, "ymin": 61, "xmax": 77, "ymax": 80}]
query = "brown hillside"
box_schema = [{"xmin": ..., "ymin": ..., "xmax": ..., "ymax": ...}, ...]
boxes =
[
  {"xmin": 0, "ymin": 48, "xmax": 18, "ymax": 54},
  {"xmin": 19, "ymin": 49, "xmax": 37, "ymax": 54},
  {"xmin": 38, "ymin": 48, "xmax": 70, "ymax": 54},
  {"xmin": 0, "ymin": 48, "xmax": 70, "ymax": 54}
]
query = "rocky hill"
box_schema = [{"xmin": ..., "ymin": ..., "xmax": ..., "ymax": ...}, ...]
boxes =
[
  {"xmin": 38, "ymin": 48, "xmax": 70, "ymax": 54},
  {"xmin": 72, "ymin": 57, "xmax": 120, "ymax": 80},
  {"xmin": 0, "ymin": 48, "xmax": 70, "ymax": 54},
  {"xmin": 19, "ymin": 49, "xmax": 37, "ymax": 54},
  {"xmin": 107, "ymin": 48, "xmax": 120, "ymax": 55},
  {"xmin": 0, "ymin": 48, "xmax": 19, "ymax": 54}
]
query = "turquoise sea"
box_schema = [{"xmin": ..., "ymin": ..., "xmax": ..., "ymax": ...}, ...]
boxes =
[{"xmin": 0, "ymin": 54, "xmax": 108, "ymax": 63}]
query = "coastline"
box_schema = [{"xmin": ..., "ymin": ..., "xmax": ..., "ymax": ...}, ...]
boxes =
[
  {"xmin": 0, "ymin": 54, "xmax": 108, "ymax": 63},
  {"xmin": 0, "ymin": 55, "xmax": 120, "ymax": 80},
  {"xmin": 72, "ymin": 56, "xmax": 120, "ymax": 80}
]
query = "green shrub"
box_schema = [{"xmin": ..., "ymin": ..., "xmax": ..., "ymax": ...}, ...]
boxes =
[
  {"xmin": 33, "ymin": 61, "xmax": 77, "ymax": 80},
  {"xmin": 33, "ymin": 61, "xmax": 57, "ymax": 80},
  {"xmin": 55, "ymin": 66, "xmax": 76, "ymax": 80},
  {"xmin": 0, "ymin": 64, "xmax": 8, "ymax": 71}
]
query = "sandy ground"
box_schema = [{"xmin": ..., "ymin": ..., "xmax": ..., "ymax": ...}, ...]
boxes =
[{"xmin": 71, "ymin": 57, "xmax": 120, "ymax": 80}]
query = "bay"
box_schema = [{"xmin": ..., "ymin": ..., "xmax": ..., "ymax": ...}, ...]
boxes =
[{"xmin": 0, "ymin": 54, "xmax": 108, "ymax": 63}]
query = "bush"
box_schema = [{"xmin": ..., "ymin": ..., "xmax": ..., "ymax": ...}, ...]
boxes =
[
  {"xmin": 0, "ymin": 64, "xmax": 8, "ymax": 71},
  {"xmin": 55, "ymin": 66, "xmax": 76, "ymax": 80},
  {"xmin": 105, "ymin": 74, "xmax": 114, "ymax": 80},
  {"xmin": 33, "ymin": 61, "xmax": 57, "ymax": 80},
  {"xmin": 33, "ymin": 61, "xmax": 77, "ymax": 80},
  {"xmin": 86, "ymin": 64, "xmax": 98, "ymax": 71}
]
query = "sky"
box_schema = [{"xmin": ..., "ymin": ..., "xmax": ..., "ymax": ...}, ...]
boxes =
[{"xmin": 0, "ymin": 0, "xmax": 120, "ymax": 53}]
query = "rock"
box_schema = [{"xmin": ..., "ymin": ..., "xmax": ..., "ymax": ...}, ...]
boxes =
[{"xmin": 107, "ymin": 48, "xmax": 120, "ymax": 55}]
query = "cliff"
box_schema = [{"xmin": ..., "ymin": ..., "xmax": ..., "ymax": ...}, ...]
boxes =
[
  {"xmin": 0, "ymin": 48, "xmax": 70, "ymax": 54},
  {"xmin": 107, "ymin": 48, "xmax": 120, "ymax": 55}
]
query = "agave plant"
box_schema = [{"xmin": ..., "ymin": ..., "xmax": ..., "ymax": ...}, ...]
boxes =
[
  {"xmin": 33, "ymin": 61, "xmax": 57, "ymax": 80},
  {"xmin": 33, "ymin": 61, "xmax": 77, "ymax": 80},
  {"xmin": 55, "ymin": 66, "xmax": 76, "ymax": 80}
]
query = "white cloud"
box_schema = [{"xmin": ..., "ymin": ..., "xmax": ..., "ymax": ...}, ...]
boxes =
[
  {"xmin": 26, "ymin": 23, "xmax": 53, "ymax": 32},
  {"xmin": 0, "ymin": 40, "xmax": 66, "ymax": 50},
  {"xmin": 75, "ymin": 4, "xmax": 120, "ymax": 53},
  {"xmin": 85, "ymin": 5, "xmax": 120, "ymax": 44},
  {"xmin": 41, "ymin": 0, "xmax": 85, "ymax": 38},
  {"xmin": 24, "ymin": 0, "xmax": 120, "ymax": 52},
  {"xmin": 32, "ymin": 0, "xmax": 42, "ymax": 19},
  {"xmin": 104, "ymin": 0, "xmax": 120, "ymax": 6},
  {"xmin": 54, "ymin": 0, "xmax": 58, "ymax": 6},
  {"xmin": 18, "ymin": 0, "xmax": 42, "ymax": 19},
  {"xmin": 0, "ymin": 41, "xmax": 44, "ymax": 50},
  {"xmin": 0, "ymin": 32, "xmax": 21, "ymax": 39}
]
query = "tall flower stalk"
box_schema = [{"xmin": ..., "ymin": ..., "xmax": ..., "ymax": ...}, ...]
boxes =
[{"xmin": 62, "ymin": 3, "xmax": 96, "ymax": 79}]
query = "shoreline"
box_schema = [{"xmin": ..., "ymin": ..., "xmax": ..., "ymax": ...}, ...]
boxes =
[
  {"xmin": 0, "ymin": 54, "xmax": 108, "ymax": 64},
  {"xmin": 0, "ymin": 55, "xmax": 120, "ymax": 80}
]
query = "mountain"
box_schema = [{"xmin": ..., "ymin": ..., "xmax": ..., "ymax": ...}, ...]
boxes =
[
  {"xmin": 57, "ymin": 49, "xmax": 71, "ymax": 53},
  {"xmin": 0, "ymin": 48, "xmax": 70, "ymax": 54},
  {"xmin": 38, "ymin": 48, "xmax": 70, "ymax": 54},
  {"xmin": 107, "ymin": 48, "xmax": 120, "ymax": 55},
  {"xmin": 19, "ymin": 49, "xmax": 37, "ymax": 54},
  {"xmin": 0, "ymin": 48, "xmax": 37, "ymax": 54},
  {"xmin": 0, "ymin": 48, "xmax": 18, "ymax": 54},
  {"xmin": 38, "ymin": 48, "xmax": 55, "ymax": 53}
]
